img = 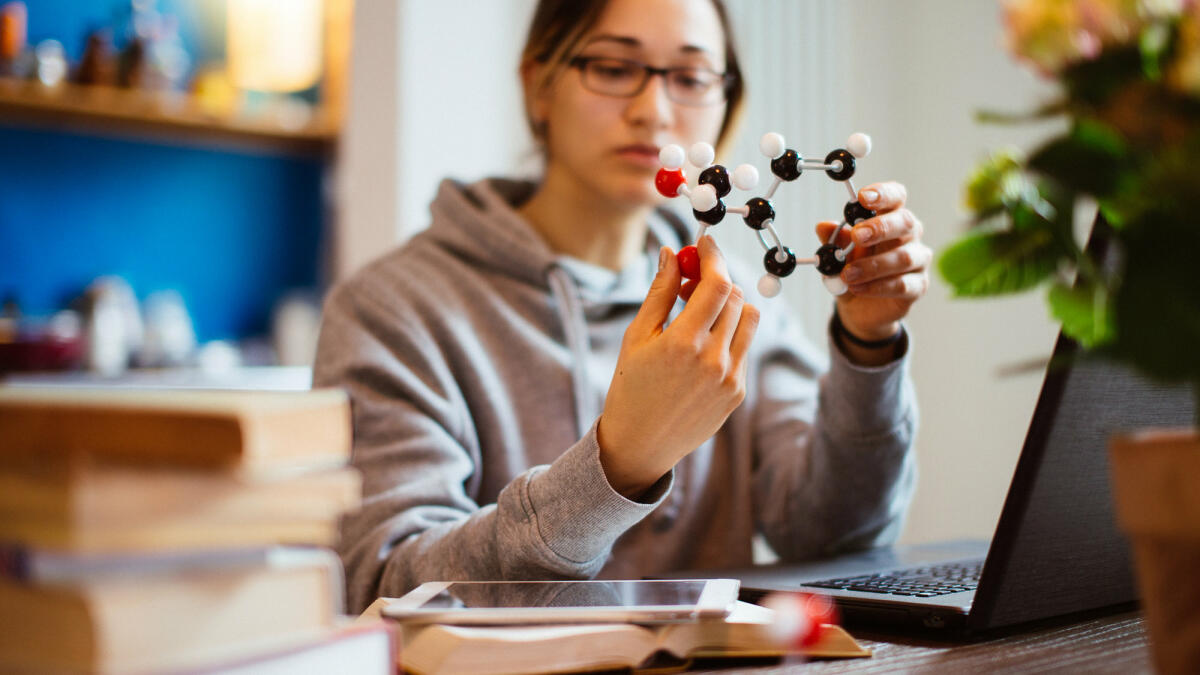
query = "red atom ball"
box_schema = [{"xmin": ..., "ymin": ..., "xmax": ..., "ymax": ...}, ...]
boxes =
[
  {"xmin": 799, "ymin": 594, "xmax": 839, "ymax": 646},
  {"xmin": 677, "ymin": 245, "xmax": 701, "ymax": 280},
  {"xmin": 655, "ymin": 168, "xmax": 686, "ymax": 198}
]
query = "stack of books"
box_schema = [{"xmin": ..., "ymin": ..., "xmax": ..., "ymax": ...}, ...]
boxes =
[{"xmin": 0, "ymin": 387, "xmax": 392, "ymax": 673}]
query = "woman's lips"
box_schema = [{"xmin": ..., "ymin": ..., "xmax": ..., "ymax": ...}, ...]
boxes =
[{"xmin": 615, "ymin": 144, "xmax": 662, "ymax": 167}]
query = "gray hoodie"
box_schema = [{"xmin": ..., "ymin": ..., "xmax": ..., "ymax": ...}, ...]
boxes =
[{"xmin": 314, "ymin": 178, "xmax": 918, "ymax": 613}]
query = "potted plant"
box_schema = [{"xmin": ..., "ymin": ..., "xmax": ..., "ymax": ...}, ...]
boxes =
[{"xmin": 938, "ymin": 1, "xmax": 1200, "ymax": 671}]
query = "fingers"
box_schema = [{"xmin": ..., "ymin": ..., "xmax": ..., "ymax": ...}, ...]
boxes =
[
  {"xmin": 850, "ymin": 208, "xmax": 923, "ymax": 248},
  {"xmin": 673, "ymin": 236, "xmax": 734, "ymax": 333},
  {"xmin": 629, "ymin": 246, "xmax": 681, "ymax": 338},
  {"xmin": 679, "ymin": 278, "xmax": 700, "ymax": 303},
  {"xmin": 858, "ymin": 181, "xmax": 907, "ymax": 213},
  {"xmin": 728, "ymin": 302, "xmax": 760, "ymax": 379},
  {"xmin": 841, "ymin": 241, "xmax": 932, "ymax": 287},
  {"xmin": 815, "ymin": 221, "xmax": 852, "ymax": 248},
  {"xmin": 847, "ymin": 270, "xmax": 930, "ymax": 300},
  {"xmin": 709, "ymin": 285, "xmax": 745, "ymax": 349}
]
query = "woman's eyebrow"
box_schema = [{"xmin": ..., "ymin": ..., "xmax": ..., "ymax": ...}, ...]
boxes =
[{"xmin": 583, "ymin": 33, "xmax": 715, "ymax": 56}]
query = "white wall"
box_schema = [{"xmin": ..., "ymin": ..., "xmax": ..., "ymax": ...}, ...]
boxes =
[
  {"xmin": 394, "ymin": 0, "xmax": 538, "ymax": 236},
  {"xmin": 335, "ymin": 0, "xmax": 402, "ymax": 280},
  {"xmin": 337, "ymin": 0, "xmax": 537, "ymax": 277},
  {"xmin": 340, "ymin": 0, "xmax": 1073, "ymax": 547},
  {"xmin": 721, "ymin": 0, "xmax": 1066, "ymax": 545},
  {"xmin": 848, "ymin": 1, "xmax": 1065, "ymax": 546}
]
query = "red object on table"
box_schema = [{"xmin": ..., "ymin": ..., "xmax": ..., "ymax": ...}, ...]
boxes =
[{"xmin": 799, "ymin": 594, "xmax": 839, "ymax": 646}]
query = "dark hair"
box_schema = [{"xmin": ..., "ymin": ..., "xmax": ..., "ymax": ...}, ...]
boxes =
[{"xmin": 520, "ymin": 0, "xmax": 745, "ymax": 158}]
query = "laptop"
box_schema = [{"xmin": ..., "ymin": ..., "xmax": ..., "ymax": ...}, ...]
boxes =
[{"xmin": 665, "ymin": 228, "xmax": 1196, "ymax": 637}]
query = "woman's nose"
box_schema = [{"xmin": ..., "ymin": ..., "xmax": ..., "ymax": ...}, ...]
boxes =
[{"xmin": 625, "ymin": 72, "xmax": 674, "ymax": 129}]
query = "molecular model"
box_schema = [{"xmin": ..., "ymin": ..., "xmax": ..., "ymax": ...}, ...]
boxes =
[{"xmin": 654, "ymin": 131, "xmax": 876, "ymax": 298}]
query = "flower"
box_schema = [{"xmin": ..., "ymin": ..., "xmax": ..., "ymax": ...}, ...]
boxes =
[
  {"xmin": 1002, "ymin": 0, "xmax": 1186, "ymax": 75},
  {"xmin": 941, "ymin": 1, "xmax": 1200, "ymax": 401}
]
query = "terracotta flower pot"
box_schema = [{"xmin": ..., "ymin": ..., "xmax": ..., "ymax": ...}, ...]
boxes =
[{"xmin": 1110, "ymin": 429, "xmax": 1200, "ymax": 675}]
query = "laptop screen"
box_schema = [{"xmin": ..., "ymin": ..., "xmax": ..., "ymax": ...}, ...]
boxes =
[{"xmin": 969, "ymin": 229, "xmax": 1196, "ymax": 630}]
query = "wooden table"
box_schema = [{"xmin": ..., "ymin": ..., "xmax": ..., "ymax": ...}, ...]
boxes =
[{"xmin": 695, "ymin": 611, "xmax": 1151, "ymax": 673}]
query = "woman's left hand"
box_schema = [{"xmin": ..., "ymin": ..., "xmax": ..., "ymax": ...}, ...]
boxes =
[{"xmin": 815, "ymin": 181, "xmax": 931, "ymax": 343}]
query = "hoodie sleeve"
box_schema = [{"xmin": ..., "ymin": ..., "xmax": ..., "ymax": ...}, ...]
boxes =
[
  {"xmin": 749, "ymin": 305, "xmax": 918, "ymax": 560},
  {"xmin": 313, "ymin": 280, "xmax": 671, "ymax": 613}
]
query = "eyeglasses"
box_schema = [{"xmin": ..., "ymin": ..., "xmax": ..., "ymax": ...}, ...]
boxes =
[{"xmin": 567, "ymin": 56, "xmax": 732, "ymax": 107}]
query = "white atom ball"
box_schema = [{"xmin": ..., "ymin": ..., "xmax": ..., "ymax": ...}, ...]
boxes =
[
  {"xmin": 731, "ymin": 163, "xmax": 759, "ymax": 191},
  {"xmin": 757, "ymin": 274, "xmax": 782, "ymax": 298},
  {"xmin": 761, "ymin": 593, "xmax": 814, "ymax": 647},
  {"xmin": 760, "ymin": 132, "xmax": 786, "ymax": 159},
  {"xmin": 688, "ymin": 142, "xmax": 715, "ymax": 168},
  {"xmin": 823, "ymin": 275, "xmax": 848, "ymax": 296},
  {"xmin": 659, "ymin": 144, "xmax": 686, "ymax": 170},
  {"xmin": 690, "ymin": 183, "xmax": 718, "ymax": 212},
  {"xmin": 847, "ymin": 132, "xmax": 872, "ymax": 159}
]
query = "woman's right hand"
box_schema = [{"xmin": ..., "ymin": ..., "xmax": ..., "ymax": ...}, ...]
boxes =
[{"xmin": 597, "ymin": 236, "xmax": 760, "ymax": 499}]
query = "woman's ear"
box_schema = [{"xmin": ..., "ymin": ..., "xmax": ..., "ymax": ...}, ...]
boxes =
[{"xmin": 520, "ymin": 58, "xmax": 551, "ymax": 137}]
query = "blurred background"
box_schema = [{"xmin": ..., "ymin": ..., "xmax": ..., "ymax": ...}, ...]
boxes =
[{"xmin": 0, "ymin": 1, "xmax": 1069, "ymax": 548}]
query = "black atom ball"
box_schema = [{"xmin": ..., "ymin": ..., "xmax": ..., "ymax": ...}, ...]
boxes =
[
  {"xmin": 825, "ymin": 149, "xmax": 856, "ymax": 181},
  {"xmin": 770, "ymin": 149, "xmax": 802, "ymax": 181},
  {"xmin": 763, "ymin": 246, "xmax": 797, "ymax": 277},
  {"xmin": 693, "ymin": 200, "xmax": 726, "ymax": 225},
  {"xmin": 698, "ymin": 165, "xmax": 732, "ymax": 198},
  {"xmin": 816, "ymin": 243, "xmax": 847, "ymax": 275},
  {"xmin": 743, "ymin": 197, "xmax": 775, "ymax": 230},
  {"xmin": 843, "ymin": 200, "xmax": 876, "ymax": 225}
]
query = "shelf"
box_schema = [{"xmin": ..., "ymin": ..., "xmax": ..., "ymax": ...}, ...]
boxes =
[{"xmin": 0, "ymin": 77, "xmax": 338, "ymax": 157}]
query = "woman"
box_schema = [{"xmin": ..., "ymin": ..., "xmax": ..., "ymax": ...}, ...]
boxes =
[{"xmin": 315, "ymin": 0, "xmax": 930, "ymax": 613}]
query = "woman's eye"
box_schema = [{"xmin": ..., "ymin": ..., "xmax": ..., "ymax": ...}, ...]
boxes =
[
  {"xmin": 591, "ymin": 61, "xmax": 638, "ymax": 79},
  {"xmin": 671, "ymin": 71, "xmax": 712, "ymax": 91}
]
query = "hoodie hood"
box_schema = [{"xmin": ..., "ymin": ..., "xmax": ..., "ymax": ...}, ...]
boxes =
[{"xmin": 424, "ymin": 177, "xmax": 694, "ymax": 300}]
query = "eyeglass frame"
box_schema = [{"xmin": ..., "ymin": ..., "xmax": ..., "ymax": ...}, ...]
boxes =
[{"xmin": 566, "ymin": 56, "xmax": 736, "ymax": 107}]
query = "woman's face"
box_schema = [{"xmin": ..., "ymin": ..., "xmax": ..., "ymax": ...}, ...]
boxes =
[{"xmin": 531, "ymin": 0, "xmax": 729, "ymax": 207}]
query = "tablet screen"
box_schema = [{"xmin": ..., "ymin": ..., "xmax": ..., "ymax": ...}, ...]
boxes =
[{"xmin": 417, "ymin": 580, "xmax": 709, "ymax": 610}]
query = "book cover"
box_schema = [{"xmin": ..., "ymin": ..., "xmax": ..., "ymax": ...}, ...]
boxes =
[
  {"xmin": 0, "ymin": 463, "xmax": 360, "ymax": 553},
  {"xmin": 0, "ymin": 387, "xmax": 351, "ymax": 472},
  {"xmin": 0, "ymin": 547, "xmax": 345, "ymax": 673}
]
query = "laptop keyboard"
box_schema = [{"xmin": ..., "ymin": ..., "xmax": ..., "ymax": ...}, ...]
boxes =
[{"xmin": 801, "ymin": 559, "xmax": 983, "ymax": 598}]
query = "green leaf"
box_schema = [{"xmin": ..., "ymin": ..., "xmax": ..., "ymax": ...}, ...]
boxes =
[
  {"xmin": 1062, "ymin": 43, "xmax": 1145, "ymax": 106},
  {"xmin": 1027, "ymin": 121, "xmax": 1127, "ymax": 197},
  {"xmin": 1108, "ymin": 215, "xmax": 1200, "ymax": 385},
  {"xmin": 1047, "ymin": 280, "xmax": 1114, "ymax": 348},
  {"xmin": 1139, "ymin": 22, "xmax": 1171, "ymax": 81},
  {"xmin": 975, "ymin": 101, "xmax": 1070, "ymax": 125},
  {"xmin": 963, "ymin": 149, "xmax": 1028, "ymax": 215},
  {"xmin": 938, "ymin": 228, "xmax": 1061, "ymax": 297}
]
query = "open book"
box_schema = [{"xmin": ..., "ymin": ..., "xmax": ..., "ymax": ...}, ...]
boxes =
[{"xmin": 361, "ymin": 597, "xmax": 870, "ymax": 675}]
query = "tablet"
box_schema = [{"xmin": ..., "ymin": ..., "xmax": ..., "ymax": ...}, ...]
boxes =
[{"xmin": 383, "ymin": 578, "xmax": 739, "ymax": 625}]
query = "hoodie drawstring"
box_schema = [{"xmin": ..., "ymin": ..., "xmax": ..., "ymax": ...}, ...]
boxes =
[
  {"xmin": 547, "ymin": 266, "xmax": 597, "ymax": 439},
  {"xmin": 547, "ymin": 262, "xmax": 682, "ymax": 528}
]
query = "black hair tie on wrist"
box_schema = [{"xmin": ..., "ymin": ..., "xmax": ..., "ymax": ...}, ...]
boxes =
[{"xmin": 832, "ymin": 309, "xmax": 903, "ymax": 350}]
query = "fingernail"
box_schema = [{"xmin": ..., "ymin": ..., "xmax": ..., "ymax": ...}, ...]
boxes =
[
  {"xmin": 853, "ymin": 227, "xmax": 874, "ymax": 245},
  {"xmin": 843, "ymin": 265, "xmax": 861, "ymax": 282},
  {"xmin": 658, "ymin": 247, "xmax": 668, "ymax": 271},
  {"xmin": 862, "ymin": 189, "xmax": 879, "ymax": 205}
]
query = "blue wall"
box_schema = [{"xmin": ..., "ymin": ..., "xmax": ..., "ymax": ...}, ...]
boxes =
[{"xmin": 0, "ymin": 0, "xmax": 325, "ymax": 342}]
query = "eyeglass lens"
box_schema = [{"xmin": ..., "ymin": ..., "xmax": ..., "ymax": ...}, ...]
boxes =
[{"xmin": 580, "ymin": 58, "xmax": 725, "ymax": 106}]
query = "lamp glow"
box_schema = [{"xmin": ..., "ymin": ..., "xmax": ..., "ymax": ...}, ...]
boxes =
[{"xmin": 227, "ymin": 0, "xmax": 323, "ymax": 92}]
